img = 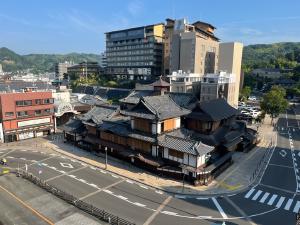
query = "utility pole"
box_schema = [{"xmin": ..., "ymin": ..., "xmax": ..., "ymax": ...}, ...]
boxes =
[{"xmin": 105, "ymin": 146, "xmax": 108, "ymax": 170}]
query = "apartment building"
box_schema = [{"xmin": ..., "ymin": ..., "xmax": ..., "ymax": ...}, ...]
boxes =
[
  {"xmin": 168, "ymin": 70, "xmax": 202, "ymax": 93},
  {"xmin": 218, "ymin": 42, "xmax": 243, "ymax": 107},
  {"xmin": 105, "ymin": 23, "xmax": 164, "ymax": 80},
  {"xmin": 168, "ymin": 19, "xmax": 219, "ymax": 75},
  {"xmin": 99, "ymin": 52, "xmax": 108, "ymax": 68},
  {"xmin": 0, "ymin": 89, "xmax": 54, "ymax": 143}
]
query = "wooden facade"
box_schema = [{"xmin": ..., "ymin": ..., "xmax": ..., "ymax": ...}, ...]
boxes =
[
  {"xmin": 133, "ymin": 118, "xmax": 151, "ymax": 133},
  {"xmin": 100, "ymin": 131, "xmax": 127, "ymax": 146},
  {"xmin": 128, "ymin": 138, "xmax": 151, "ymax": 154},
  {"xmin": 186, "ymin": 118, "xmax": 220, "ymax": 134}
]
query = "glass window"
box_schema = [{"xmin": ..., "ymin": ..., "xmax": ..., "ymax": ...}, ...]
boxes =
[
  {"xmin": 43, "ymin": 98, "xmax": 54, "ymax": 104},
  {"xmin": 35, "ymin": 110, "xmax": 41, "ymax": 115},
  {"xmin": 35, "ymin": 99, "xmax": 41, "ymax": 104},
  {"xmin": 16, "ymin": 101, "xmax": 24, "ymax": 106},
  {"xmin": 17, "ymin": 111, "xmax": 28, "ymax": 117},
  {"xmin": 5, "ymin": 112, "xmax": 14, "ymax": 117},
  {"xmin": 24, "ymin": 100, "xmax": 32, "ymax": 106}
]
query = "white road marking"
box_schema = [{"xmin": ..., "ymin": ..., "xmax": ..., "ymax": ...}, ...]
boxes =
[
  {"xmin": 259, "ymin": 192, "xmax": 270, "ymax": 203},
  {"xmin": 68, "ymin": 175, "xmax": 76, "ymax": 178},
  {"xmin": 49, "ymin": 166, "xmax": 57, "ymax": 170},
  {"xmin": 59, "ymin": 162, "xmax": 74, "ymax": 169},
  {"xmin": 89, "ymin": 166, "xmax": 96, "ymax": 170},
  {"xmin": 59, "ymin": 170, "xmax": 66, "ymax": 173},
  {"xmin": 284, "ymin": 199, "xmax": 293, "ymax": 211},
  {"xmin": 276, "ymin": 197, "xmax": 285, "ymax": 208},
  {"xmin": 20, "ymin": 158, "xmax": 27, "ymax": 160},
  {"xmin": 133, "ymin": 202, "xmax": 146, "ymax": 207},
  {"xmin": 117, "ymin": 195, "xmax": 128, "ymax": 200},
  {"xmin": 196, "ymin": 197, "xmax": 209, "ymax": 200},
  {"xmin": 103, "ymin": 190, "xmax": 113, "ymax": 194},
  {"xmin": 245, "ymin": 189, "xmax": 255, "ymax": 199},
  {"xmin": 212, "ymin": 197, "xmax": 228, "ymax": 219},
  {"xmin": 112, "ymin": 174, "xmax": 119, "ymax": 178},
  {"xmin": 100, "ymin": 170, "xmax": 107, "ymax": 174},
  {"xmin": 252, "ymin": 190, "xmax": 262, "ymax": 201},
  {"xmin": 267, "ymin": 194, "xmax": 278, "ymax": 205},
  {"xmin": 89, "ymin": 184, "xmax": 99, "ymax": 189},
  {"xmin": 293, "ymin": 201, "xmax": 300, "ymax": 213},
  {"xmin": 155, "ymin": 190, "xmax": 163, "ymax": 195},
  {"xmin": 126, "ymin": 180, "xmax": 134, "ymax": 184},
  {"xmin": 298, "ymin": 152, "xmax": 300, "ymax": 157},
  {"xmin": 162, "ymin": 211, "xmax": 177, "ymax": 216},
  {"xmin": 7, "ymin": 156, "xmax": 14, "ymax": 159},
  {"xmin": 21, "ymin": 150, "xmax": 27, "ymax": 152},
  {"xmin": 78, "ymin": 179, "xmax": 87, "ymax": 183},
  {"xmin": 139, "ymin": 185, "xmax": 148, "ymax": 189}
]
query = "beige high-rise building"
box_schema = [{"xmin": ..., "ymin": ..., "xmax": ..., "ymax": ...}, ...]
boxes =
[
  {"xmin": 218, "ymin": 42, "xmax": 243, "ymax": 107},
  {"xmin": 167, "ymin": 19, "xmax": 219, "ymax": 76}
]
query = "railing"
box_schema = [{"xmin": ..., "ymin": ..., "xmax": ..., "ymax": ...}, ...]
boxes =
[{"xmin": 19, "ymin": 171, "xmax": 135, "ymax": 225}]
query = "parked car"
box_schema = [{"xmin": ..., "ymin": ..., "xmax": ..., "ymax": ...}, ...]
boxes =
[{"xmin": 248, "ymin": 96, "xmax": 257, "ymax": 101}]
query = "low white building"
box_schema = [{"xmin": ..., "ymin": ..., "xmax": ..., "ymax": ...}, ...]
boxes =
[{"xmin": 168, "ymin": 70, "xmax": 202, "ymax": 93}]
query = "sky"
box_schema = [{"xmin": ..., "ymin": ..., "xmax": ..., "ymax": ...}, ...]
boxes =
[{"xmin": 1, "ymin": 0, "xmax": 300, "ymax": 55}]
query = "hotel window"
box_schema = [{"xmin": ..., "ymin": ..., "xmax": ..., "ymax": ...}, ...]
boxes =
[
  {"xmin": 35, "ymin": 99, "xmax": 41, "ymax": 104},
  {"xmin": 5, "ymin": 112, "xmax": 14, "ymax": 117},
  {"xmin": 16, "ymin": 101, "xmax": 24, "ymax": 106}
]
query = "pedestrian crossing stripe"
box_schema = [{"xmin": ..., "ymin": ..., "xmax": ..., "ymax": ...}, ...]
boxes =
[{"xmin": 244, "ymin": 189, "xmax": 300, "ymax": 213}]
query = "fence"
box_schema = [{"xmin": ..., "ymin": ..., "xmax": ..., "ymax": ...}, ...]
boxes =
[{"xmin": 19, "ymin": 170, "xmax": 135, "ymax": 225}]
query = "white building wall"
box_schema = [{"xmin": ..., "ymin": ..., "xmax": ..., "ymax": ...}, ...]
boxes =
[
  {"xmin": 157, "ymin": 122, "xmax": 161, "ymax": 134},
  {"xmin": 175, "ymin": 117, "xmax": 181, "ymax": 129}
]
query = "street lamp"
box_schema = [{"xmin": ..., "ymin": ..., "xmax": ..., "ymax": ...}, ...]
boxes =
[{"xmin": 105, "ymin": 147, "xmax": 108, "ymax": 170}]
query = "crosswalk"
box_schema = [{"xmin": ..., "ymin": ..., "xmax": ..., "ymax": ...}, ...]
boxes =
[
  {"xmin": 277, "ymin": 126, "xmax": 298, "ymax": 132},
  {"xmin": 244, "ymin": 188, "xmax": 300, "ymax": 213}
]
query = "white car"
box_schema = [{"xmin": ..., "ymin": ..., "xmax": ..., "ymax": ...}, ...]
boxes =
[{"xmin": 248, "ymin": 96, "xmax": 257, "ymax": 101}]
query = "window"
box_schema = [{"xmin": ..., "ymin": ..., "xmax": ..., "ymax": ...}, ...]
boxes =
[
  {"xmin": 16, "ymin": 101, "xmax": 24, "ymax": 106},
  {"xmin": 44, "ymin": 108, "xmax": 54, "ymax": 114},
  {"xmin": 5, "ymin": 112, "xmax": 14, "ymax": 117},
  {"xmin": 35, "ymin": 99, "xmax": 41, "ymax": 104},
  {"xmin": 35, "ymin": 110, "xmax": 41, "ymax": 115},
  {"xmin": 43, "ymin": 98, "xmax": 54, "ymax": 104},
  {"xmin": 17, "ymin": 111, "xmax": 28, "ymax": 117},
  {"xmin": 24, "ymin": 100, "xmax": 32, "ymax": 106}
]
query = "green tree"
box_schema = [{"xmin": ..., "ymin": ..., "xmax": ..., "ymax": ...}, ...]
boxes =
[
  {"xmin": 260, "ymin": 86, "xmax": 289, "ymax": 123},
  {"xmin": 240, "ymin": 86, "xmax": 251, "ymax": 101}
]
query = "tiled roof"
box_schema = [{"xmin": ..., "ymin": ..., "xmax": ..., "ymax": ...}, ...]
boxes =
[
  {"xmin": 62, "ymin": 119, "xmax": 85, "ymax": 134},
  {"xmin": 122, "ymin": 95, "xmax": 190, "ymax": 120},
  {"xmin": 167, "ymin": 92, "xmax": 198, "ymax": 110},
  {"xmin": 150, "ymin": 77, "xmax": 170, "ymax": 87},
  {"xmin": 120, "ymin": 90, "xmax": 155, "ymax": 105},
  {"xmin": 0, "ymin": 81, "xmax": 55, "ymax": 92},
  {"xmin": 158, "ymin": 131, "xmax": 214, "ymax": 156},
  {"xmin": 79, "ymin": 105, "xmax": 118, "ymax": 125},
  {"xmin": 188, "ymin": 98, "xmax": 238, "ymax": 121}
]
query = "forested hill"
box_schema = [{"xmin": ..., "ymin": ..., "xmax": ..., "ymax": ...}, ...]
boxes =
[
  {"xmin": 1, "ymin": 42, "xmax": 300, "ymax": 73},
  {"xmin": 242, "ymin": 42, "xmax": 300, "ymax": 72},
  {"xmin": 0, "ymin": 47, "xmax": 101, "ymax": 73}
]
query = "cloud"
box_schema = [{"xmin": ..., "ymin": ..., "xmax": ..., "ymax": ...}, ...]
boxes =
[{"xmin": 127, "ymin": 0, "xmax": 143, "ymax": 16}]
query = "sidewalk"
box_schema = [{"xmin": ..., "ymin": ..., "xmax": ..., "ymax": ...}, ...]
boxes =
[{"xmin": 1, "ymin": 116, "xmax": 276, "ymax": 196}]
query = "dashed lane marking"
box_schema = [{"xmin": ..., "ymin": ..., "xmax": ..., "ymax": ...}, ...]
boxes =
[
  {"xmin": 133, "ymin": 202, "xmax": 146, "ymax": 207},
  {"xmin": 117, "ymin": 195, "xmax": 128, "ymax": 200},
  {"xmin": 126, "ymin": 180, "xmax": 134, "ymax": 184},
  {"xmin": 139, "ymin": 185, "xmax": 148, "ymax": 189},
  {"xmin": 162, "ymin": 211, "xmax": 177, "ymax": 216}
]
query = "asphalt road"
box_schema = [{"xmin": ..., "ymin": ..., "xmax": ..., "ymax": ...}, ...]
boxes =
[{"xmin": 1, "ymin": 107, "xmax": 299, "ymax": 225}]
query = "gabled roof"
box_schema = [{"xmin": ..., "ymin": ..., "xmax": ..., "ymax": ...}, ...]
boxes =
[
  {"xmin": 159, "ymin": 134, "xmax": 214, "ymax": 156},
  {"xmin": 121, "ymin": 95, "xmax": 190, "ymax": 120},
  {"xmin": 119, "ymin": 90, "xmax": 155, "ymax": 105},
  {"xmin": 188, "ymin": 98, "xmax": 238, "ymax": 121},
  {"xmin": 150, "ymin": 77, "xmax": 170, "ymax": 87},
  {"xmin": 80, "ymin": 105, "xmax": 118, "ymax": 125},
  {"xmin": 62, "ymin": 118, "xmax": 85, "ymax": 134},
  {"xmin": 167, "ymin": 92, "xmax": 198, "ymax": 110}
]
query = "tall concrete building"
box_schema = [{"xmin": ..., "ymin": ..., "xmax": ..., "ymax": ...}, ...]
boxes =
[
  {"xmin": 218, "ymin": 42, "xmax": 243, "ymax": 107},
  {"xmin": 55, "ymin": 61, "xmax": 74, "ymax": 80},
  {"xmin": 105, "ymin": 23, "xmax": 164, "ymax": 80},
  {"xmin": 167, "ymin": 19, "xmax": 219, "ymax": 76},
  {"xmin": 99, "ymin": 52, "xmax": 107, "ymax": 68}
]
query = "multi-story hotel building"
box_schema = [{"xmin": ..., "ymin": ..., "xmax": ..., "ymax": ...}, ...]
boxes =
[
  {"xmin": 67, "ymin": 62, "xmax": 101, "ymax": 80},
  {"xmin": 105, "ymin": 23, "xmax": 164, "ymax": 80},
  {"xmin": 0, "ymin": 89, "xmax": 54, "ymax": 143},
  {"xmin": 167, "ymin": 19, "xmax": 219, "ymax": 75}
]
